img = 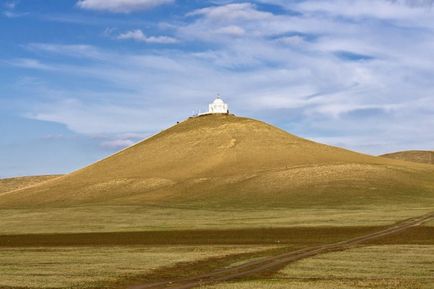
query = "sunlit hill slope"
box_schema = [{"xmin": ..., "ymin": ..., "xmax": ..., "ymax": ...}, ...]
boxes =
[
  {"xmin": 381, "ymin": 150, "xmax": 434, "ymax": 165},
  {"xmin": 0, "ymin": 114, "xmax": 433, "ymax": 208},
  {"xmin": 0, "ymin": 175, "xmax": 61, "ymax": 195}
]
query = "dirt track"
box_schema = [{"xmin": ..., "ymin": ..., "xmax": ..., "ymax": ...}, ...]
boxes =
[{"xmin": 128, "ymin": 212, "xmax": 434, "ymax": 289}]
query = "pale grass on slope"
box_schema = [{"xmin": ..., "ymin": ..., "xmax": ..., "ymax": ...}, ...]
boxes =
[
  {"xmin": 0, "ymin": 175, "xmax": 60, "ymax": 194},
  {"xmin": 381, "ymin": 150, "xmax": 434, "ymax": 165},
  {"xmin": 0, "ymin": 205, "xmax": 431, "ymax": 234},
  {"xmin": 0, "ymin": 245, "xmax": 276, "ymax": 288},
  {"xmin": 1, "ymin": 114, "xmax": 433, "ymax": 208}
]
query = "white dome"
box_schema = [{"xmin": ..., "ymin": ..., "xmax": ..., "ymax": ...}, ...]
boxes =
[
  {"xmin": 212, "ymin": 98, "xmax": 225, "ymax": 105},
  {"xmin": 208, "ymin": 97, "xmax": 229, "ymax": 114}
]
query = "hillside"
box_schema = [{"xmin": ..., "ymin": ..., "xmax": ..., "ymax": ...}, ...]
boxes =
[
  {"xmin": 381, "ymin": 150, "xmax": 434, "ymax": 165},
  {"xmin": 0, "ymin": 114, "xmax": 433, "ymax": 208},
  {"xmin": 0, "ymin": 175, "xmax": 61, "ymax": 195}
]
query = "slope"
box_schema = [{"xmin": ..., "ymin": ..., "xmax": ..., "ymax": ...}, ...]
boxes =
[
  {"xmin": 0, "ymin": 175, "xmax": 61, "ymax": 195},
  {"xmin": 381, "ymin": 150, "xmax": 434, "ymax": 165},
  {"xmin": 0, "ymin": 114, "xmax": 433, "ymax": 208}
]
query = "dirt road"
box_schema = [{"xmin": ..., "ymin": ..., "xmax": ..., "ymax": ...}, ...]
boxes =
[{"xmin": 128, "ymin": 212, "xmax": 434, "ymax": 289}]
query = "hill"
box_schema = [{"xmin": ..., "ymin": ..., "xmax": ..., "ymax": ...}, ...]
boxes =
[
  {"xmin": 381, "ymin": 150, "xmax": 434, "ymax": 165},
  {"xmin": 0, "ymin": 175, "xmax": 61, "ymax": 195},
  {"xmin": 0, "ymin": 114, "xmax": 433, "ymax": 208}
]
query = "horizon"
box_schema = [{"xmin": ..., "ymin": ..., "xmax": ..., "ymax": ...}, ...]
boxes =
[{"xmin": 1, "ymin": 0, "xmax": 434, "ymax": 177}]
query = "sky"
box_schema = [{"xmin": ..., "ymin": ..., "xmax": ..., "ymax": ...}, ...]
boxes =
[{"xmin": 1, "ymin": 0, "xmax": 434, "ymax": 177}]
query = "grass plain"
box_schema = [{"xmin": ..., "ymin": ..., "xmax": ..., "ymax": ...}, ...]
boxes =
[
  {"xmin": 200, "ymin": 278, "xmax": 432, "ymax": 289},
  {"xmin": 0, "ymin": 205, "xmax": 432, "ymax": 235},
  {"xmin": 1, "ymin": 226, "xmax": 433, "ymax": 289},
  {"xmin": 0, "ymin": 245, "xmax": 278, "ymax": 289},
  {"xmin": 201, "ymin": 245, "xmax": 434, "ymax": 289},
  {"xmin": 280, "ymin": 245, "xmax": 434, "ymax": 279}
]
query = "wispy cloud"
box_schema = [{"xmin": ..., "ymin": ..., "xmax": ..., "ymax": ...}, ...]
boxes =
[
  {"xmin": 117, "ymin": 29, "xmax": 178, "ymax": 44},
  {"xmin": 5, "ymin": 0, "xmax": 434, "ymax": 155},
  {"xmin": 99, "ymin": 132, "xmax": 149, "ymax": 150},
  {"xmin": 3, "ymin": 1, "xmax": 17, "ymax": 10},
  {"xmin": 5, "ymin": 58, "xmax": 55, "ymax": 70},
  {"xmin": 76, "ymin": 0, "xmax": 174, "ymax": 13},
  {"xmin": 27, "ymin": 43, "xmax": 107, "ymax": 59},
  {"xmin": 2, "ymin": 0, "xmax": 28, "ymax": 18}
]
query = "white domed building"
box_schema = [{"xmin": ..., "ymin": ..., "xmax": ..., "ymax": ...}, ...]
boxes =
[
  {"xmin": 198, "ymin": 96, "xmax": 229, "ymax": 116},
  {"xmin": 208, "ymin": 97, "xmax": 229, "ymax": 114}
]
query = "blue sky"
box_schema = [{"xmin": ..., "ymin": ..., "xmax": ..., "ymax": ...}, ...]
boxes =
[{"xmin": 1, "ymin": 0, "xmax": 434, "ymax": 177}]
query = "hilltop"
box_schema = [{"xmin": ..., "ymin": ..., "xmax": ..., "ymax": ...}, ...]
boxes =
[
  {"xmin": 381, "ymin": 150, "xmax": 434, "ymax": 165},
  {"xmin": 0, "ymin": 114, "xmax": 433, "ymax": 208}
]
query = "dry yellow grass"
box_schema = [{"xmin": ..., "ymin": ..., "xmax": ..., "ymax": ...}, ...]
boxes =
[
  {"xmin": 201, "ymin": 279, "xmax": 432, "ymax": 289},
  {"xmin": 0, "ymin": 175, "xmax": 60, "ymax": 194},
  {"xmin": 202, "ymin": 245, "xmax": 434, "ymax": 289},
  {"xmin": 280, "ymin": 245, "xmax": 434, "ymax": 279},
  {"xmin": 0, "ymin": 245, "xmax": 276, "ymax": 288},
  {"xmin": 381, "ymin": 150, "xmax": 434, "ymax": 164},
  {"xmin": 0, "ymin": 114, "xmax": 433, "ymax": 209},
  {"xmin": 0, "ymin": 205, "xmax": 431, "ymax": 235}
]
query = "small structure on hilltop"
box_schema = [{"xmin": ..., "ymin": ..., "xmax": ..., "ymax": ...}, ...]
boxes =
[
  {"xmin": 198, "ymin": 96, "xmax": 229, "ymax": 116},
  {"xmin": 208, "ymin": 96, "xmax": 229, "ymax": 114}
]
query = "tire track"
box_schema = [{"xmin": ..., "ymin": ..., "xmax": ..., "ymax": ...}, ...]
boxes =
[{"xmin": 128, "ymin": 212, "xmax": 434, "ymax": 289}]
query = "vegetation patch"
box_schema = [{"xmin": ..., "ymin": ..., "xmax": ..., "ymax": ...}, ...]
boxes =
[
  {"xmin": 0, "ymin": 206, "xmax": 431, "ymax": 235},
  {"xmin": 201, "ymin": 245, "xmax": 434, "ymax": 289},
  {"xmin": 0, "ymin": 245, "xmax": 277, "ymax": 289}
]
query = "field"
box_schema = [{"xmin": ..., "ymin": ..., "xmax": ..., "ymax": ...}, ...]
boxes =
[
  {"xmin": 0, "ymin": 218, "xmax": 433, "ymax": 289},
  {"xmin": 202, "ymin": 245, "xmax": 434, "ymax": 289},
  {"xmin": 0, "ymin": 245, "xmax": 280, "ymax": 289},
  {"xmin": 0, "ymin": 205, "xmax": 432, "ymax": 235},
  {"xmin": 1, "ymin": 223, "xmax": 433, "ymax": 289}
]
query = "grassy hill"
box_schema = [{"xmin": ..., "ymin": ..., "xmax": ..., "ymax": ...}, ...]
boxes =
[
  {"xmin": 381, "ymin": 150, "xmax": 434, "ymax": 165},
  {"xmin": 0, "ymin": 114, "xmax": 433, "ymax": 289},
  {"xmin": 0, "ymin": 175, "xmax": 61, "ymax": 195},
  {"xmin": 0, "ymin": 114, "xmax": 433, "ymax": 209}
]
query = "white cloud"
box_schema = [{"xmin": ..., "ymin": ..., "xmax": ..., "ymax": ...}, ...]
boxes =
[
  {"xmin": 27, "ymin": 43, "xmax": 106, "ymax": 59},
  {"xmin": 276, "ymin": 35, "xmax": 305, "ymax": 46},
  {"xmin": 117, "ymin": 29, "xmax": 178, "ymax": 44},
  {"xmin": 188, "ymin": 3, "xmax": 271, "ymax": 21},
  {"xmin": 76, "ymin": 0, "xmax": 174, "ymax": 13},
  {"xmin": 3, "ymin": 1, "xmax": 17, "ymax": 10},
  {"xmin": 6, "ymin": 58, "xmax": 55, "ymax": 70},
  {"xmin": 2, "ymin": 0, "xmax": 28, "ymax": 18},
  {"xmin": 100, "ymin": 139, "xmax": 135, "ymax": 149},
  {"xmin": 215, "ymin": 25, "xmax": 246, "ymax": 36},
  {"xmin": 8, "ymin": 1, "xmax": 434, "ymax": 155}
]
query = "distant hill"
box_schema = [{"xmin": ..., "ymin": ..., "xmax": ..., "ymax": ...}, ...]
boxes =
[
  {"xmin": 0, "ymin": 175, "xmax": 61, "ymax": 195},
  {"xmin": 0, "ymin": 114, "xmax": 433, "ymax": 208},
  {"xmin": 380, "ymin": 150, "xmax": 434, "ymax": 165}
]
